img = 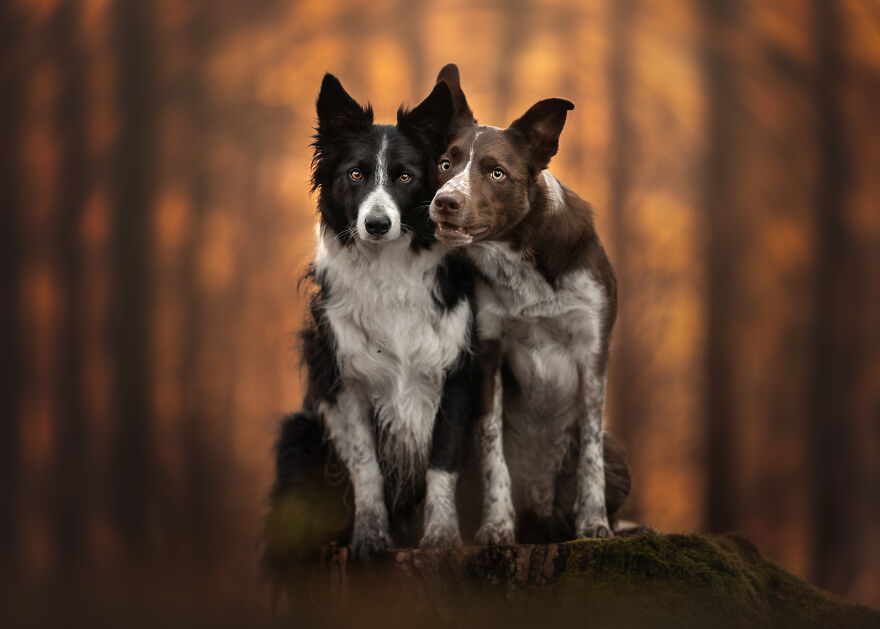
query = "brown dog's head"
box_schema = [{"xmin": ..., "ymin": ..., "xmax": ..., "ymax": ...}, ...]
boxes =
[{"xmin": 428, "ymin": 64, "xmax": 574, "ymax": 246}]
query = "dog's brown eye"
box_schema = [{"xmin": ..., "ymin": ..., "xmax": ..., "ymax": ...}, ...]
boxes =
[
  {"xmin": 399, "ymin": 172, "xmax": 412, "ymax": 183},
  {"xmin": 349, "ymin": 169, "xmax": 363, "ymax": 181},
  {"xmin": 491, "ymin": 168, "xmax": 505, "ymax": 180},
  {"xmin": 439, "ymin": 159, "xmax": 451, "ymax": 172}
]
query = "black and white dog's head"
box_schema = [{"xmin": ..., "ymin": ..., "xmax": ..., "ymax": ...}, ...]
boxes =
[{"xmin": 311, "ymin": 74, "xmax": 455, "ymax": 247}]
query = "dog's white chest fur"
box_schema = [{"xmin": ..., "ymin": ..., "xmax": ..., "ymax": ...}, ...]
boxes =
[{"xmin": 316, "ymin": 233, "xmax": 471, "ymax": 486}]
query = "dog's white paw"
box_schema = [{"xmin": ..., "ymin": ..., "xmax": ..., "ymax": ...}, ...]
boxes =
[
  {"xmin": 577, "ymin": 521, "xmax": 614, "ymax": 539},
  {"xmin": 419, "ymin": 524, "xmax": 462, "ymax": 550},
  {"xmin": 351, "ymin": 512, "xmax": 392, "ymax": 560},
  {"xmin": 475, "ymin": 519, "xmax": 516, "ymax": 546}
]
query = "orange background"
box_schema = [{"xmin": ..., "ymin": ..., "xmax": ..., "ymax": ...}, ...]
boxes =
[{"xmin": 1, "ymin": 0, "xmax": 879, "ymax": 619}]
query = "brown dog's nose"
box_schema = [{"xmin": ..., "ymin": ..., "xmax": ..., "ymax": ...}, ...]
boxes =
[{"xmin": 434, "ymin": 192, "xmax": 463, "ymax": 213}]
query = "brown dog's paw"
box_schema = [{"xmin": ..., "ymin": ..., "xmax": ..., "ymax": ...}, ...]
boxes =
[
  {"xmin": 615, "ymin": 523, "xmax": 659, "ymax": 537},
  {"xmin": 578, "ymin": 522, "xmax": 614, "ymax": 539}
]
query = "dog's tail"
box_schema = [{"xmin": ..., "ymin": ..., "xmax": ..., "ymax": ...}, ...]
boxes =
[
  {"xmin": 271, "ymin": 405, "xmax": 326, "ymax": 497},
  {"xmin": 604, "ymin": 434, "xmax": 659, "ymax": 536}
]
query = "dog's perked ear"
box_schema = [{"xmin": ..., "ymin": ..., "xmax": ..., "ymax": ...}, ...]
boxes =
[
  {"xmin": 315, "ymin": 73, "xmax": 374, "ymax": 140},
  {"xmin": 436, "ymin": 63, "xmax": 476, "ymax": 130},
  {"xmin": 509, "ymin": 98, "xmax": 574, "ymax": 171},
  {"xmin": 397, "ymin": 81, "xmax": 454, "ymax": 153}
]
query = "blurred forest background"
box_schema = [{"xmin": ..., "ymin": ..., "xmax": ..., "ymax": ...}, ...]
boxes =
[{"xmin": 1, "ymin": 0, "xmax": 879, "ymax": 622}]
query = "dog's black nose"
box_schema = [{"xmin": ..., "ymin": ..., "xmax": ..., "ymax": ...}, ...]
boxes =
[
  {"xmin": 434, "ymin": 192, "xmax": 463, "ymax": 213},
  {"xmin": 365, "ymin": 215, "xmax": 391, "ymax": 235}
]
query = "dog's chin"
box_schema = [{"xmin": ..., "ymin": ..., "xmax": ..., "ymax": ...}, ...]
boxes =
[
  {"xmin": 433, "ymin": 220, "xmax": 489, "ymax": 247},
  {"xmin": 357, "ymin": 229, "xmax": 403, "ymax": 245}
]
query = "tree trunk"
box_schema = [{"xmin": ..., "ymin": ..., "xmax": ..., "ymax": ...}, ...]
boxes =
[
  {"xmin": 0, "ymin": 0, "xmax": 26, "ymax": 577},
  {"xmin": 809, "ymin": 0, "xmax": 860, "ymax": 597},
  {"xmin": 699, "ymin": 0, "xmax": 740, "ymax": 534},
  {"xmin": 109, "ymin": 0, "xmax": 159, "ymax": 557},
  {"xmin": 50, "ymin": 0, "xmax": 90, "ymax": 579}
]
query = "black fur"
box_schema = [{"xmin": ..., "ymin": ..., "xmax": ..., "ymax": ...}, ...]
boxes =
[
  {"xmin": 433, "ymin": 250, "xmax": 475, "ymax": 312},
  {"xmin": 299, "ymin": 267, "xmax": 341, "ymax": 407},
  {"xmin": 271, "ymin": 408, "xmax": 328, "ymax": 497}
]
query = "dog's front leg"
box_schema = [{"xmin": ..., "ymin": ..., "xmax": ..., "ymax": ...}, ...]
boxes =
[
  {"xmin": 319, "ymin": 388, "xmax": 391, "ymax": 558},
  {"xmin": 474, "ymin": 339, "xmax": 516, "ymax": 545},
  {"xmin": 420, "ymin": 349, "xmax": 478, "ymax": 549},
  {"xmin": 574, "ymin": 369, "xmax": 612, "ymax": 538}
]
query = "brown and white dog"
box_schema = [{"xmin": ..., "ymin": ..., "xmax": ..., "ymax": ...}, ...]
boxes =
[{"xmin": 428, "ymin": 65, "xmax": 621, "ymax": 543}]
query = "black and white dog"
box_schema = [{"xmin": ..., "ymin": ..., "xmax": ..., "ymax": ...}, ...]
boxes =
[
  {"xmin": 272, "ymin": 74, "xmax": 479, "ymax": 558},
  {"xmin": 427, "ymin": 65, "xmax": 628, "ymax": 544}
]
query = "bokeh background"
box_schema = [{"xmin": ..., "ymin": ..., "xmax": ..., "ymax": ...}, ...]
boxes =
[{"xmin": 2, "ymin": 0, "xmax": 879, "ymax": 622}]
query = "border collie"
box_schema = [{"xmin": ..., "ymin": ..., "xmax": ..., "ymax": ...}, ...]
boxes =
[
  {"xmin": 427, "ymin": 65, "xmax": 624, "ymax": 544},
  {"xmin": 272, "ymin": 74, "xmax": 478, "ymax": 558}
]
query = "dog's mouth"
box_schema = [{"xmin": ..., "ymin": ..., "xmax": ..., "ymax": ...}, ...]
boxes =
[{"xmin": 435, "ymin": 221, "xmax": 489, "ymax": 244}]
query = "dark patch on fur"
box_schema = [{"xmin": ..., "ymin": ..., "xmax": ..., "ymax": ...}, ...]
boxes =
[
  {"xmin": 429, "ymin": 330, "xmax": 480, "ymax": 472},
  {"xmin": 433, "ymin": 250, "xmax": 475, "ymax": 312},
  {"xmin": 298, "ymin": 266, "xmax": 342, "ymax": 407},
  {"xmin": 478, "ymin": 339, "xmax": 502, "ymax": 418}
]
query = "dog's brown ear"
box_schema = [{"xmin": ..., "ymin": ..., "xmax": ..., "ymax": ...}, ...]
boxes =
[
  {"xmin": 509, "ymin": 98, "xmax": 574, "ymax": 170},
  {"xmin": 316, "ymin": 73, "xmax": 373, "ymax": 140},
  {"xmin": 397, "ymin": 81, "xmax": 454, "ymax": 153},
  {"xmin": 436, "ymin": 63, "xmax": 476, "ymax": 129}
]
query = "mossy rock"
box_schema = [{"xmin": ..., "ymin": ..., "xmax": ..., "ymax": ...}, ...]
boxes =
[{"xmin": 268, "ymin": 533, "xmax": 880, "ymax": 629}]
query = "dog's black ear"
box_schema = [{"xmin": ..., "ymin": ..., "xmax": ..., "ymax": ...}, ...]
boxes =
[
  {"xmin": 316, "ymin": 73, "xmax": 373, "ymax": 139},
  {"xmin": 508, "ymin": 98, "xmax": 574, "ymax": 170},
  {"xmin": 436, "ymin": 63, "xmax": 476, "ymax": 130},
  {"xmin": 397, "ymin": 81, "xmax": 454, "ymax": 153}
]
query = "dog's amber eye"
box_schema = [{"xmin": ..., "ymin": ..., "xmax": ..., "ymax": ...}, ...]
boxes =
[
  {"xmin": 491, "ymin": 168, "xmax": 505, "ymax": 180},
  {"xmin": 439, "ymin": 159, "xmax": 451, "ymax": 172},
  {"xmin": 349, "ymin": 169, "xmax": 363, "ymax": 181},
  {"xmin": 399, "ymin": 172, "xmax": 412, "ymax": 183}
]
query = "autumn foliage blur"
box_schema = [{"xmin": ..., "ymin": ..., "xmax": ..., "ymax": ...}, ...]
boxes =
[{"xmin": 1, "ymin": 0, "xmax": 879, "ymax": 621}]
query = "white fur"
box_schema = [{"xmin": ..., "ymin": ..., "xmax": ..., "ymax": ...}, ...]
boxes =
[
  {"xmin": 474, "ymin": 368, "xmax": 516, "ymax": 545},
  {"xmin": 421, "ymin": 469, "xmax": 461, "ymax": 548},
  {"xmin": 356, "ymin": 134, "xmax": 402, "ymax": 241},
  {"xmin": 468, "ymin": 241, "xmax": 612, "ymax": 535},
  {"xmin": 317, "ymin": 392, "xmax": 385, "ymax": 515},
  {"xmin": 437, "ymin": 130, "xmax": 483, "ymax": 198},
  {"xmin": 315, "ymin": 231, "xmax": 471, "ymax": 501}
]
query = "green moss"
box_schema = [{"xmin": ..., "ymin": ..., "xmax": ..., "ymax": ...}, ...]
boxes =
[{"xmin": 554, "ymin": 533, "xmax": 879, "ymax": 628}]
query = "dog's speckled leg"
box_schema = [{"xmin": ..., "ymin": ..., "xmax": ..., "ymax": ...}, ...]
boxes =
[{"xmin": 318, "ymin": 390, "xmax": 390, "ymax": 558}]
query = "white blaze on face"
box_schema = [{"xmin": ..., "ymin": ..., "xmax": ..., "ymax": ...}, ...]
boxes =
[
  {"xmin": 435, "ymin": 130, "xmax": 484, "ymax": 201},
  {"xmin": 357, "ymin": 133, "xmax": 402, "ymax": 241}
]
